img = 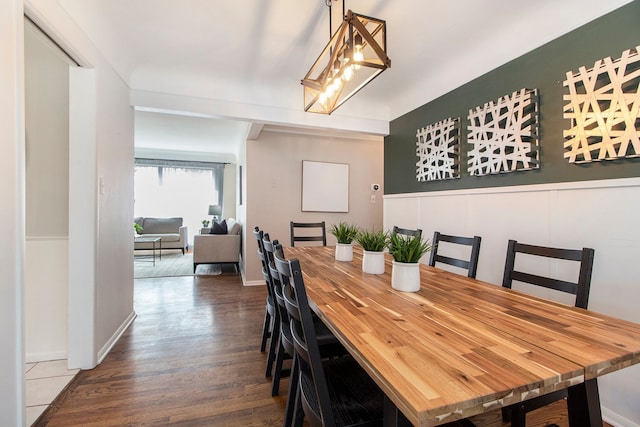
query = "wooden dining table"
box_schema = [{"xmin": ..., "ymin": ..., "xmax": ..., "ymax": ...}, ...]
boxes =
[{"xmin": 285, "ymin": 245, "xmax": 640, "ymax": 427}]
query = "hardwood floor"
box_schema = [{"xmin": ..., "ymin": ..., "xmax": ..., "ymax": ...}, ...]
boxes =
[{"xmin": 35, "ymin": 271, "xmax": 610, "ymax": 427}]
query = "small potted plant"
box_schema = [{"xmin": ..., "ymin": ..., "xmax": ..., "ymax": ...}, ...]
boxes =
[
  {"xmin": 355, "ymin": 228, "xmax": 389, "ymax": 274},
  {"xmin": 387, "ymin": 233, "xmax": 432, "ymax": 292},
  {"xmin": 134, "ymin": 223, "xmax": 143, "ymax": 235},
  {"xmin": 330, "ymin": 222, "xmax": 359, "ymax": 262},
  {"xmin": 202, "ymin": 219, "xmax": 210, "ymax": 228}
]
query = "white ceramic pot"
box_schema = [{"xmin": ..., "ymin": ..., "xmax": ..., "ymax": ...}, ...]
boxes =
[
  {"xmin": 391, "ymin": 260, "xmax": 421, "ymax": 292},
  {"xmin": 362, "ymin": 250, "xmax": 385, "ymax": 274},
  {"xmin": 335, "ymin": 243, "xmax": 354, "ymax": 262}
]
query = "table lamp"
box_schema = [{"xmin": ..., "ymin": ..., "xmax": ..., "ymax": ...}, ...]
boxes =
[{"xmin": 208, "ymin": 205, "xmax": 222, "ymax": 222}]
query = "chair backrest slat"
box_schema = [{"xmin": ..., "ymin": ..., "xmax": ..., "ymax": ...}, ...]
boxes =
[
  {"xmin": 428, "ymin": 231, "xmax": 482, "ymax": 278},
  {"xmin": 502, "ymin": 239, "xmax": 595, "ymax": 309},
  {"xmin": 264, "ymin": 239, "xmax": 290, "ymax": 329},
  {"xmin": 432, "ymin": 254, "xmax": 470, "ymax": 270},
  {"xmin": 260, "ymin": 233, "xmax": 278, "ymax": 304},
  {"xmin": 290, "ymin": 221, "xmax": 327, "ymax": 247},
  {"xmin": 392, "ymin": 225, "xmax": 422, "ymax": 239},
  {"xmin": 253, "ymin": 227, "xmax": 266, "ymax": 266},
  {"xmin": 253, "ymin": 227, "xmax": 275, "ymax": 299}
]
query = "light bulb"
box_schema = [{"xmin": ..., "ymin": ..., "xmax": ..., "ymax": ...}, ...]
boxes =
[
  {"xmin": 342, "ymin": 65, "xmax": 354, "ymax": 81},
  {"xmin": 353, "ymin": 34, "xmax": 363, "ymax": 70},
  {"xmin": 332, "ymin": 59, "xmax": 340, "ymax": 77},
  {"xmin": 325, "ymin": 80, "xmax": 335, "ymax": 96},
  {"xmin": 353, "ymin": 49, "xmax": 363, "ymax": 70},
  {"xmin": 332, "ymin": 78, "xmax": 343, "ymax": 92}
]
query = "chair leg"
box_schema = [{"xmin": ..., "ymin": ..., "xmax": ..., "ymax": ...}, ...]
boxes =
[
  {"xmin": 265, "ymin": 319, "xmax": 280, "ymax": 377},
  {"xmin": 283, "ymin": 357, "xmax": 299, "ymax": 427},
  {"xmin": 271, "ymin": 339, "xmax": 285, "ymax": 396},
  {"xmin": 260, "ymin": 306, "xmax": 271, "ymax": 353},
  {"xmin": 291, "ymin": 374, "xmax": 304, "ymax": 427}
]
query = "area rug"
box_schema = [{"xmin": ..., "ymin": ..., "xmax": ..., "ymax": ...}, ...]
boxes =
[{"xmin": 134, "ymin": 251, "xmax": 222, "ymax": 279}]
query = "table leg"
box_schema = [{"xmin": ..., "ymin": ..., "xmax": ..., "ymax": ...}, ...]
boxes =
[
  {"xmin": 152, "ymin": 240, "xmax": 156, "ymax": 266},
  {"xmin": 159, "ymin": 238, "xmax": 162, "ymax": 260},
  {"xmin": 567, "ymin": 378, "xmax": 602, "ymax": 427},
  {"xmin": 383, "ymin": 396, "xmax": 412, "ymax": 427}
]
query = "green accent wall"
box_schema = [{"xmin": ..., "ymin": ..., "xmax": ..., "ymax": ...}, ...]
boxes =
[{"xmin": 385, "ymin": 1, "xmax": 640, "ymax": 195}]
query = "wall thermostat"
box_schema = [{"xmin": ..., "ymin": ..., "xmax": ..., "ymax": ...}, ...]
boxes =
[{"xmin": 371, "ymin": 184, "xmax": 380, "ymax": 191}]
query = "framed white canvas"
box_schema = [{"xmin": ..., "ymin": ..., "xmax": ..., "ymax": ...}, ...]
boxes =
[{"xmin": 302, "ymin": 160, "xmax": 349, "ymax": 212}]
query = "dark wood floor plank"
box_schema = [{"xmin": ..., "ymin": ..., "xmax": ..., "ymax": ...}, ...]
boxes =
[{"xmin": 34, "ymin": 272, "xmax": 610, "ymax": 427}]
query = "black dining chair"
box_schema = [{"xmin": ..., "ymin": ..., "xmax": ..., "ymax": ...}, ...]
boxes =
[
  {"xmin": 253, "ymin": 227, "xmax": 278, "ymax": 377},
  {"xmin": 392, "ymin": 225, "xmax": 422, "ymax": 239},
  {"xmin": 428, "ymin": 232, "xmax": 482, "ymax": 278},
  {"xmin": 290, "ymin": 221, "xmax": 327, "ymax": 247},
  {"xmin": 263, "ymin": 235, "xmax": 294, "ymax": 397},
  {"xmin": 500, "ymin": 239, "xmax": 595, "ymax": 427},
  {"xmin": 274, "ymin": 250, "xmax": 385, "ymax": 427},
  {"xmin": 254, "ymin": 228, "xmax": 274, "ymax": 353}
]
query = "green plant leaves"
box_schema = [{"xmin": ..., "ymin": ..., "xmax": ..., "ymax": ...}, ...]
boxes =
[
  {"xmin": 330, "ymin": 222, "xmax": 359, "ymax": 244},
  {"xmin": 387, "ymin": 233, "xmax": 432, "ymax": 263},
  {"xmin": 356, "ymin": 228, "xmax": 389, "ymax": 251}
]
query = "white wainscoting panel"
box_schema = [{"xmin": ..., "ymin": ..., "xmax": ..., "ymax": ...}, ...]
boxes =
[
  {"xmin": 383, "ymin": 177, "xmax": 640, "ymax": 424},
  {"xmin": 25, "ymin": 237, "xmax": 68, "ymax": 363}
]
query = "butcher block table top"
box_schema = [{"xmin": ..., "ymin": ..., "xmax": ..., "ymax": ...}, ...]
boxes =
[{"xmin": 286, "ymin": 245, "xmax": 640, "ymax": 426}]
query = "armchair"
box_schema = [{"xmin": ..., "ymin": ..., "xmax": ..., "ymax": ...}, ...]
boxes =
[{"xmin": 193, "ymin": 218, "xmax": 241, "ymax": 272}]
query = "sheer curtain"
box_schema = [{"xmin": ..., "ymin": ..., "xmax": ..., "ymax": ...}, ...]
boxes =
[{"xmin": 134, "ymin": 159, "xmax": 225, "ymax": 245}]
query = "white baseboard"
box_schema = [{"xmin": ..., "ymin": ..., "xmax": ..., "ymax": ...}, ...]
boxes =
[
  {"xmin": 25, "ymin": 351, "xmax": 68, "ymax": 364},
  {"xmin": 97, "ymin": 310, "xmax": 137, "ymax": 364},
  {"xmin": 603, "ymin": 406, "xmax": 640, "ymax": 427},
  {"xmin": 244, "ymin": 279, "xmax": 265, "ymax": 287}
]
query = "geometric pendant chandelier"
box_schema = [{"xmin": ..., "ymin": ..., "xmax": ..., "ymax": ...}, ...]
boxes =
[{"xmin": 301, "ymin": 2, "xmax": 390, "ymax": 114}]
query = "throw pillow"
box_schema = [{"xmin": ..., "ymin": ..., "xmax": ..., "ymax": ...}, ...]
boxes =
[{"xmin": 209, "ymin": 220, "xmax": 227, "ymax": 234}]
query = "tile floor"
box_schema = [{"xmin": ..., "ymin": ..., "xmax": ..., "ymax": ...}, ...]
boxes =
[{"xmin": 25, "ymin": 360, "xmax": 79, "ymax": 426}]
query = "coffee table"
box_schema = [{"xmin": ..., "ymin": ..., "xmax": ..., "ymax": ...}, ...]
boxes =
[{"xmin": 134, "ymin": 237, "xmax": 162, "ymax": 265}]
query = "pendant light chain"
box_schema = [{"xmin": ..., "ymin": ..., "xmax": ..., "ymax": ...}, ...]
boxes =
[{"xmin": 326, "ymin": 0, "xmax": 347, "ymax": 38}]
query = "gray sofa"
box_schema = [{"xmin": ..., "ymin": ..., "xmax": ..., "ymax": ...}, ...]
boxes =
[
  {"xmin": 193, "ymin": 218, "xmax": 241, "ymax": 272},
  {"xmin": 134, "ymin": 217, "xmax": 188, "ymax": 254}
]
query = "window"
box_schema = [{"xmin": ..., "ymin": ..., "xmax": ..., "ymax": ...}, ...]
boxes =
[{"xmin": 134, "ymin": 159, "xmax": 225, "ymax": 244}]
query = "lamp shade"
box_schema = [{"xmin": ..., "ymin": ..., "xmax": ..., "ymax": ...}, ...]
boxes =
[{"xmin": 208, "ymin": 205, "xmax": 222, "ymax": 216}]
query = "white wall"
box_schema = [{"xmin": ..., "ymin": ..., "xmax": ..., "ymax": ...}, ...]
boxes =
[
  {"xmin": 223, "ymin": 163, "xmax": 237, "ymax": 220},
  {"xmin": 68, "ymin": 67, "xmax": 98, "ymax": 368},
  {"xmin": 26, "ymin": 0, "xmax": 136, "ymax": 370},
  {"xmin": 24, "ymin": 20, "xmax": 70, "ymax": 236},
  {"xmin": 384, "ymin": 178, "xmax": 640, "ymax": 426},
  {"xmin": 244, "ymin": 129, "xmax": 384, "ymax": 284},
  {"xmin": 93, "ymin": 63, "xmax": 136, "ymax": 363},
  {"xmin": 237, "ymin": 139, "xmax": 248, "ymax": 283},
  {"xmin": 0, "ymin": 1, "xmax": 25, "ymax": 424},
  {"xmin": 24, "ymin": 18, "xmax": 71, "ymax": 364}
]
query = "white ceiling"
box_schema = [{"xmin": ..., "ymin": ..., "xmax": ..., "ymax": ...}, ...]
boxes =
[{"xmin": 45, "ymin": 0, "xmax": 633, "ymax": 154}]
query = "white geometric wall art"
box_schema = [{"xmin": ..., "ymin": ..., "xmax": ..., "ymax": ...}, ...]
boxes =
[
  {"xmin": 563, "ymin": 46, "xmax": 640, "ymax": 163},
  {"xmin": 416, "ymin": 117, "xmax": 460, "ymax": 181},
  {"xmin": 467, "ymin": 88, "xmax": 539, "ymax": 176}
]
